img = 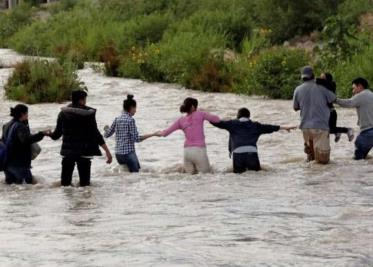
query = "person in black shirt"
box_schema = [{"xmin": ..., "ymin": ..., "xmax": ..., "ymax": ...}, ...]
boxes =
[
  {"xmin": 212, "ymin": 108, "xmax": 295, "ymax": 173},
  {"xmin": 2, "ymin": 105, "xmax": 48, "ymax": 184},
  {"xmin": 316, "ymin": 73, "xmax": 354, "ymax": 142},
  {"xmin": 48, "ymin": 90, "xmax": 112, "ymax": 186}
]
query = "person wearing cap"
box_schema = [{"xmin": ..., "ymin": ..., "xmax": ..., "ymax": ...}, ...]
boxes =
[
  {"xmin": 212, "ymin": 108, "xmax": 296, "ymax": 173},
  {"xmin": 293, "ymin": 66, "xmax": 336, "ymax": 164},
  {"xmin": 48, "ymin": 90, "xmax": 113, "ymax": 186},
  {"xmin": 336, "ymin": 77, "xmax": 373, "ymax": 160}
]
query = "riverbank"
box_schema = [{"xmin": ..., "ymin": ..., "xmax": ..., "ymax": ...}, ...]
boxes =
[{"xmin": 1, "ymin": 0, "xmax": 372, "ymax": 100}]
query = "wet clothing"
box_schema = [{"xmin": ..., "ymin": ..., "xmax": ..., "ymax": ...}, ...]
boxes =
[
  {"xmin": 329, "ymin": 110, "xmax": 349, "ymax": 134},
  {"xmin": 50, "ymin": 104, "xmax": 105, "ymax": 186},
  {"xmin": 337, "ymin": 89, "xmax": 373, "ymax": 160},
  {"xmin": 302, "ymin": 129, "xmax": 331, "ymax": 164},
  {"xmin": 337, "ymin": 89, "xmax": 373, "ymax": 132},
  {"xmin": 183, "ymin": 147, "xmax": 211, "ymax": 174},
  {"xmin": 50, "ymin": 104, "xmax": 105, "ymax": 157},
  {"xmin": 316, "ymin": 78, "xmax": 349, "ymax": 135},
  {"xmin": 116, "ymin": 152, "xmax": 140, "ymax": 173},
  {"xmin": 61, "ymin": 156, "xmax": 91, "ymax": 186},
  {"xmin": 4, "ymin": 166, "xmax": 33, "ymax": 185},
  {"xmin": 105, "ymin": 112, "xmax": 142, "ymax": 172},
  {"xmin": 293, "ymin": 80, "xmax": 336, "ymax": 130},
  {"xmin": 1, "ymin": 120, "xmax": 44, "ymax": 185},
  {"xmin": 162, "ymin": 111, "xmax": 220, "ymax": 147},
  {"xmin": 354, "ymin": 128, "xmax": 373, "ymax": 160},
  {"xmin": 2, "ymin": 120, "xmax": 44, "ymax": 168},
  {"xmin": 212, "ymin": 118, "xmax": 280, "ymax": 173},
  {"xmin": 233, "ymin": 153, "xmax": 261, "ymax": 173},
  {"xmin": 105, "ymin": 112, "xmax": 140, "ymax": 155}
]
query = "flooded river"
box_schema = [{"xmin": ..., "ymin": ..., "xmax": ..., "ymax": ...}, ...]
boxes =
[{"xmin": 0, "ymin": 49, "xmax": 372, "ymax": 266}]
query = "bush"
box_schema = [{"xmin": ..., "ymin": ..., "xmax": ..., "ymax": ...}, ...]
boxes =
[
  {"xmin": 333, "ymin": 45, "xmax": 373, "ymax": 98},
  {"xmin": 5, "ymin": 60, "xmax": 86, "ymax": 104},
  {"xmin": 244, "ymin": 47, "xmax": 310, "ymax": 99},
  {"xmin": 0, "ymin": 4, "xmax": 33, "ymax": 47}
]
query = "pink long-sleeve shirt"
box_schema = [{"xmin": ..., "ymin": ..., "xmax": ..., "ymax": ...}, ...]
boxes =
[{"xmin": 162, "ymin": 111, "xmax": 220, "ymax": 148}]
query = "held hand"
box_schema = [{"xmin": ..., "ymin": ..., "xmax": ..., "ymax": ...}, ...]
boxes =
[
  {"xmin": 153, "ymin": 131, "xmax": 163, "ymax": 137},
  {"xmin": 106, "ymin": 151, "xmax": 113, "ymax": 164},
  {"xmin": 43, "ymin": 130, "xmax": 52, "ymax": 136},
  {"xmin": 282, "ymin": 126, "xmax": 297, "ymax": 132}
]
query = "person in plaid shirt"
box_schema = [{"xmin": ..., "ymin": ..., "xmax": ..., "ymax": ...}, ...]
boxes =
[{"xmin": 104, "ymin": 95, "xmax": 157, "ymax": 172}]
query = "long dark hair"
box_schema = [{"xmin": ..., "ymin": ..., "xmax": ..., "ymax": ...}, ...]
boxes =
[
  {"xmin": 180, "ymin": 97, "xmax": 198, "ymax": 114},
  {"xmin": 10, "ymin": 104, "xmax": 28, "ymax": 120},
  {"xmin": 123, "ymin": 94, "xmax": 137, "ymax": 112}
]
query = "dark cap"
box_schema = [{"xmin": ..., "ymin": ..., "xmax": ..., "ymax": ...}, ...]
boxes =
[{"xmin": 301, "ymin": 66, "xmax": 314, "ymax": 79}]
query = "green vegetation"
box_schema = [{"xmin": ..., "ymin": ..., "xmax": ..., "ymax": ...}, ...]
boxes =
[
  {"xmin": 5, "ymin": 60, "xmax": 86, "ymax": 104},
  {"xmin": 0, "ymin": 0, "xmax": 372, "ymax": 100}
]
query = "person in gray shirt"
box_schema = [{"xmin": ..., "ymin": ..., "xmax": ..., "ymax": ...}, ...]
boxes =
[
  {"xmin": 293, "ymin": 66, "xmax": 336, "ymax": 164},
  {"xmin": 336, "ymin": 77, "xmax": 373, "ymax": 160}
]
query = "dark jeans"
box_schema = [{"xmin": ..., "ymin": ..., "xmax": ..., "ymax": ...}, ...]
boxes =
[
  {"xmin": 354, "ymin": 128, "xmax": 373, "ymax": 160},
  {"xmin": 233, "ymin": 152, "xmax": 261, "ymax": 173},
  {"xmin": 4, "ymin": 166, "xmax": 33, "ymax": 184},
  {"xmin": 116, "ymin": 152, "xmax": 140, "ymax": 173},
  {"xmin": 329, "ymin": 110, "xmax": 349, "ymax": 134},
  {"xmin": 61, "ymin": 156, "xmax": 91, "ymax": 187}
]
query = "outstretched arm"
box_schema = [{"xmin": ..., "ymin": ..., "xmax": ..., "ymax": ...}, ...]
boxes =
[
  {"xmin": 211, "ymin": 120, "xmax": 234, "ymax": 131},
  {"xmin": 160, "ymin": 119, "xmax": 181, "ymax": 137},
  {"xmin": 104, "ymin": 118, "xmax": 116, "ymax": 138},
  {"xmin": 336, "ymin": 95, "xmax": 359, "ymax": 108},
  {"xmin": 50, "ymin": 113, "xmax": 63, "ymax": 140}
]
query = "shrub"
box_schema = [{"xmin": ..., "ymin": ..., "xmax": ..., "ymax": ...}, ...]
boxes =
[
  {"xmin": 333, "ymin": 45, "xmax": 373, "ymax": 98},
  {"xmin": 5, "ymin": 60, "xmax": 86, "ymax": 104},
  {"xmin": 0, "ymin": 4, "xmax": 33, "ymax": 47},
  {"xmin": 244, "ymin": 47, "xmax": 310, "ymax": 99}
]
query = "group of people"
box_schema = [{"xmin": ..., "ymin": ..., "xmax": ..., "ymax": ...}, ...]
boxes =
[{"xmin": 1, "ymin": 66, "xmax": 372, "ymax": 186}]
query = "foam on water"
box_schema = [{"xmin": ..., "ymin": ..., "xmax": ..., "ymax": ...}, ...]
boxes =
[{"xmin": 0, "ymin": 49, "xmax": 372, "ymax": 267}]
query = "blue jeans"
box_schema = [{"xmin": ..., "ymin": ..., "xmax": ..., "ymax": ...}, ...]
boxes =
[
  {"xmin": 355, "ymin": 128, "xmax": 373, "ymax": 160},
  {"xmin": 4, "ymin": 166, "xmax": 33, "ymax": 184},
  {"xmin": 116, "ymin": 152, "xmax": 140, "ymax": 173}
]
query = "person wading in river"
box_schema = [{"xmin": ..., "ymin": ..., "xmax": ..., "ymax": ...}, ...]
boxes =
[
  {"xmin": 212, "ymin": 108, "xmax": 296, "ymax": 173},
  {"xmin": 155, "ymin": 97, "xmax": 220, "ymax": 174},
  {"xmin": 1, "ymin": 105, "xmax": 48, "ymax": 184},
  {"xmin": 336, "ymin": 78, "xmax": 373, "ymax": 160},
  {"xmin": 48, "ymin": 90, "xmax": 112, "ymax": 186},
  {"xmin": 104, "ymin": 94, "xmax": 157, "ymax": 172},
  {"xmin": 293, "ymin": 66, "xmax": 336, "ymax": 164}
]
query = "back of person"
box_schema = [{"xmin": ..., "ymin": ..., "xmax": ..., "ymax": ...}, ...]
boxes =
[
  {"xmin": 179, "ymin": 111, "xmax": 209, "ymax": 147},
  {"xmin": 2, "ymin": 120, "xmax": 32, "ymax": 167},
  {"xmin": 227, "ymin": 120, "xmax": 268, "ymax": 149},
  {"xmin": 353, "ymin": 89, "xmax": 373, "ymax": 131},
  {"xmin": 293, "ymin": 80, "xmax": 335, "ymax": 130},
  {"xmin": 57, "ymin": 105, "xmax": 102, "ymax": 157}
]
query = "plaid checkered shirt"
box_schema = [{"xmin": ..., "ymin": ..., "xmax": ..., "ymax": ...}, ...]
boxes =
[{"xmin": 104, "ymin": 112, "xmax": 140, "ymax": 155}]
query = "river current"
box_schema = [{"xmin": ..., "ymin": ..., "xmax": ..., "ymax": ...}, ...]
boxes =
[{"xmin": 0, "ymin": 49, "xmax": 372, "ymax": 267}]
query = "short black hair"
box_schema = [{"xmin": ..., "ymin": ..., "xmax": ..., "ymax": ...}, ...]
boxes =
[
  {"xmin": 72, "ymin": 90, "xmax": 88, "ymax": 106},
  {"xmin": 352, "ymin": 77, "xmax": 369, "ymax": 89},
  {"xmin": 237, "ymin": 108, "xmax": 250, "ymax": 119}
]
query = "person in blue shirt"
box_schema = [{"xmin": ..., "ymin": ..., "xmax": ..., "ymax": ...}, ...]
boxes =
[
  {"xmin": 104, "ymin": 95, "xmax": 157, "ymax": 172},
  {"xmin": 212, "ymin": 108, "xmax": 295, "ymax": 173}
]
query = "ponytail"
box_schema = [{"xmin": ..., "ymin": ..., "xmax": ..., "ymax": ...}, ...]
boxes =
[
  {"xmin": 10, "ymin": 104, "xmax": 28, "ymax": 120},
  {"xmin": 180, "ymin": 97, "xmax": 198, "ymax": 114}
]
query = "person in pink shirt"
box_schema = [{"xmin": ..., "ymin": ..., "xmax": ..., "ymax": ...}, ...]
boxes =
[{"xmin": 156, "ymin": 97, "xmax": 220, "ymax": 174}]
